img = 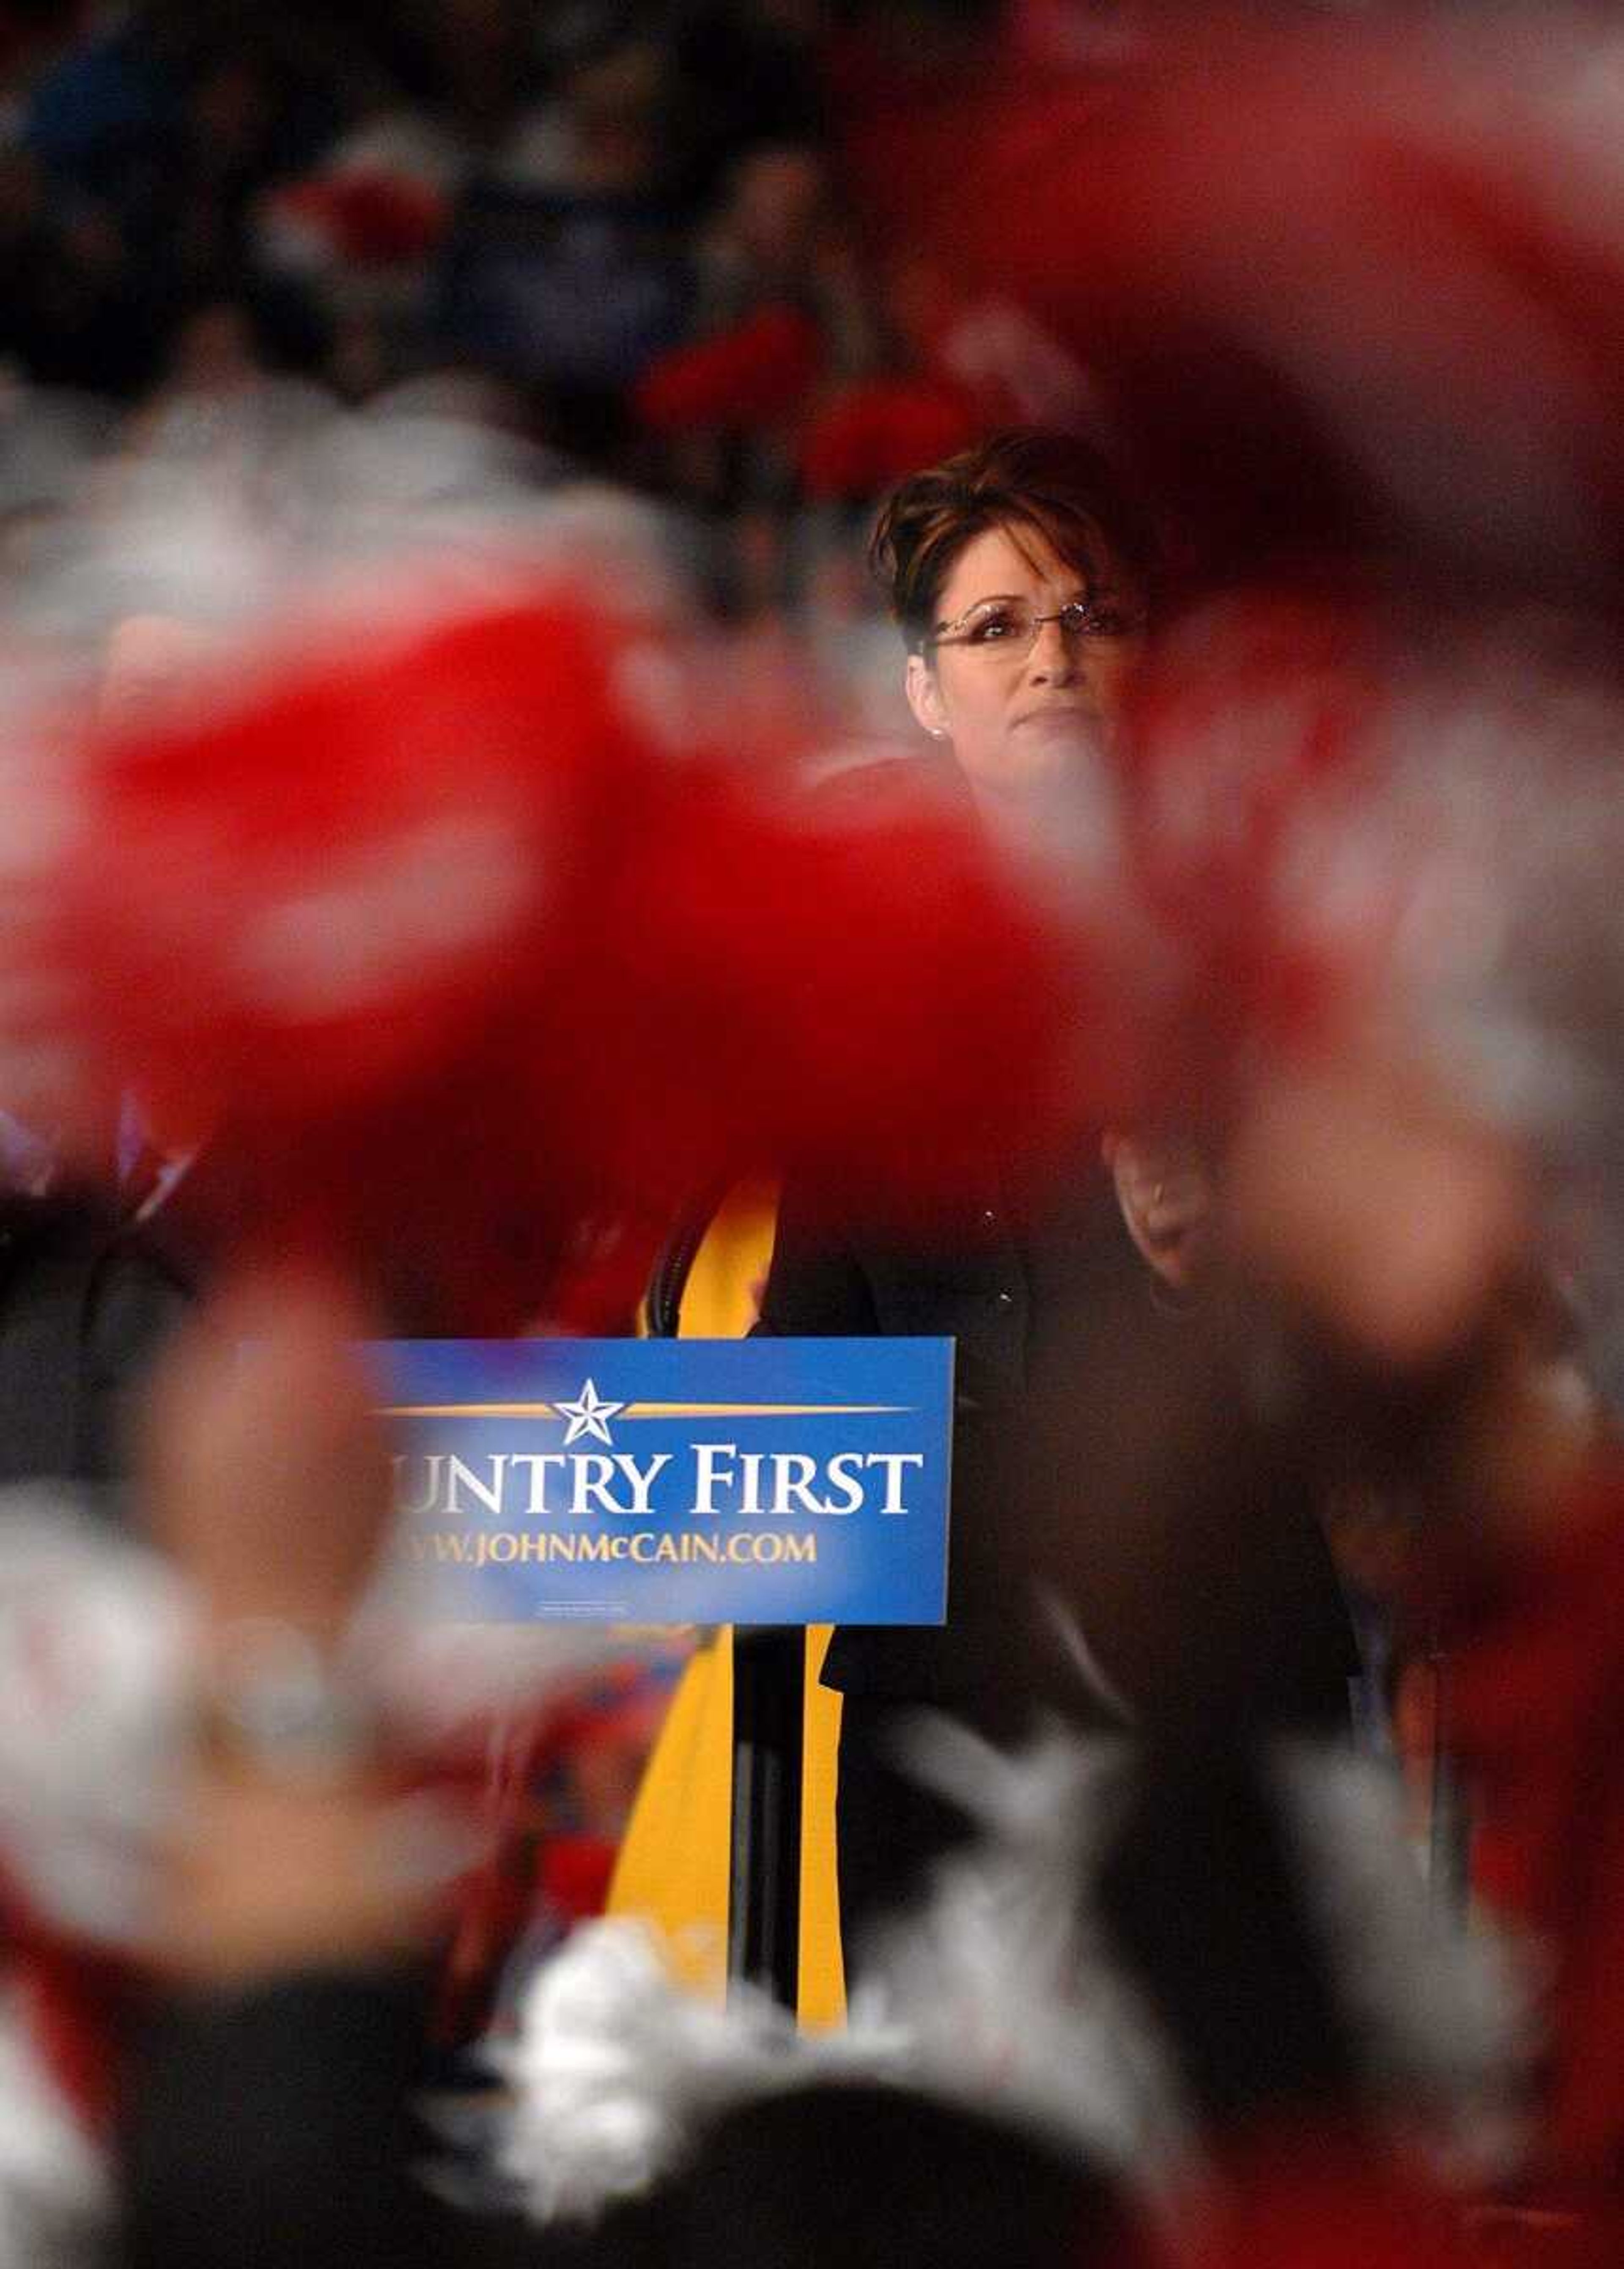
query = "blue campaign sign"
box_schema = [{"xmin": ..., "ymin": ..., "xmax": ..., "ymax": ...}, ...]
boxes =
[{"xmin": 368, "ymin": 1337, "xmax": 953, "ymax": 1627}]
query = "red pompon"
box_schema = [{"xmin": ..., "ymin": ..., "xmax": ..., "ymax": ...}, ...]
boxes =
[
  {"xmin": 930, "ymin": 15, "xmax": 1624, "ymax": 602},
  {"xmin": 538, "ymin": 1833, "xmax": 616, "ymax": 1926},
  {"xmin": 44, "ymin": 588, "xmax": 1105, "ymax": 1327},
  {"xmin": 798, "ymin": 376, "xmax": 987, "ymax": 500},
  {"xmin": 1444, "ymin": 1461, "xmax": 1624, "ymax": 2191},
  {"xmin": 1145, "ymin": 2125, "xmax": 1624, "ymax": 2266},
  {"xmin": 1147, "ymin": 2129, "xmax": 1475, "ymax": 2269},
  {"xmin": 1116, "ymin": 583, "xmax": 1393, "ymax": 1104},
  {"xmin": 634, "ymin": 306, "xmax": 824, "ymax": 434},
  {"xmin": 534, "ymin": 751, "xmax": 1117, "ymax": 1240},
  {"xmin": 277, "ymin": 172, "xmax": 449, "ymax": 269}
]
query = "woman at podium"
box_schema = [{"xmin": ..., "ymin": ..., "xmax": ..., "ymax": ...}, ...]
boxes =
[{"xmin": 756, "ymin": 428, "xmax": 1357, "ymax": 1969}]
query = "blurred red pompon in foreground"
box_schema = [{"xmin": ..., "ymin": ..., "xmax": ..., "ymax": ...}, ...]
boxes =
[
  {"xmin": 932, "ymin": 11, "xmax": 1624, "ymax": 608},
  {"xmin": 36, "ymin": 584, "xmax": 1117, "ymax": 1330}
]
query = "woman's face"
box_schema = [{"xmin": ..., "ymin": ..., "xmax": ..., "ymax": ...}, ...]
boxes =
[{"xmin": 904, "ymin": 519, "xmax": 1146, "ymax": 798}]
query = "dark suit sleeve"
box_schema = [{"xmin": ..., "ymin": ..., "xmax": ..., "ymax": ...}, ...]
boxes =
[{"xmin": 753, "ymin": 1181, "xmax": 879, "ymax": 1341}]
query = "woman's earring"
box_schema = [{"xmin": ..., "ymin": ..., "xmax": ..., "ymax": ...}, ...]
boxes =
[{"xmin": 929, "ymin": 726, "xmax": 948, "ymax": 740}]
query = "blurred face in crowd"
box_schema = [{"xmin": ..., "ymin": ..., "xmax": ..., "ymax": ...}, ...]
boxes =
[
  {"xmin": 1102, "ymin": 1129, "xmax": 1215, "ymax": 1295},
  {"xmin": 729, "ymin": 145, "xmax": 827, "ymax": 269},
  {"xmin": 904, "ymin": 519, "xmax": 1146, "ymax": 799}
]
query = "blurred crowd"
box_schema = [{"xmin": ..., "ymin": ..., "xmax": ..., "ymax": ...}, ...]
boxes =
[
  {"xmin": 2, "ymin": 5, "xmax": 1624, "ymax": 2269},
  {"xmin": 0, "ymin": 0, "xmax": 1091, "ymax": 629}
]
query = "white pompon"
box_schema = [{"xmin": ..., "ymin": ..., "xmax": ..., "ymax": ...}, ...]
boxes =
[
  {"xmin": 879, "ymin": 1724, "xmax": 1528, "ymax": 2187},
  {"xmin": 497, "ymin": 1920, "xmax": 905, "ymax": 2224},
  {"xmin": 1272, "ymin": 1742, "xmax": 1534, "ymax": 2177},
  {"xmin": 0, "ymin": 1494, "xmax": 192, "ymax": 1940},
  {"xmin": 859, "ymin": 1720, "xmax": 1196, "ymax": 2187},
  {"xmin": 494, "ymin": 1727, "xmax": 1194, "ymax": 2231},
  {"xmin": 496, "ymin": 1722, "xmax": 1531, "ymax": 2228}
]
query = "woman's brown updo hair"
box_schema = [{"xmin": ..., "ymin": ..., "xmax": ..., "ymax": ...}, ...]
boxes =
[{"xmin": 869, "ymin": 427, "xmax": 1158, "ymax": 654}]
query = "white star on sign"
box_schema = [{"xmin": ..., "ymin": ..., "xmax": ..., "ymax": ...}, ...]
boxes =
[{"xmin": 556, "ymin": 1379, "xmax": 625, "ymax": 1446}]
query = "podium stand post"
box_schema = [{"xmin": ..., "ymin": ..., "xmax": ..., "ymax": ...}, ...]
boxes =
[{"xmin": 727, "ymin": 1626, "xmax": 804, "ymax": 2011}]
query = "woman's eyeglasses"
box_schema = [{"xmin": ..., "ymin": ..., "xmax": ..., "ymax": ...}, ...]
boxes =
[{"xmin": 927, "ymin": 595, "xmax": 1147, "ymax": 657}]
